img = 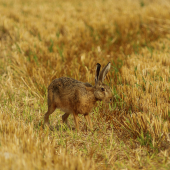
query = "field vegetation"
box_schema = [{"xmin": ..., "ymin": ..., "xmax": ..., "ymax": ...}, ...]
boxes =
[{"xmin": 0, "ymin": 0, "xmax": 170, "ymax": 169}]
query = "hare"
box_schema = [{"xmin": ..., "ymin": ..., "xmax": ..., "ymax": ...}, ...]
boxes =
[{"xmin": 44, "ymin": 62, "xmax": 112, "ymax": 131}]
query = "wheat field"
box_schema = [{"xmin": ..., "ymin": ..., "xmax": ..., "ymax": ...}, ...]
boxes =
[{"xmin": 0, "ymin": 0, "xmax": 170, "ymax": 169}]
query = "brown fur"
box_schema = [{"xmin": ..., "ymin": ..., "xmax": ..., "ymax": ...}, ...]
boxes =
[{"xmin": 44, "ymin": 63, "xmax": 112, "ymax": 131}]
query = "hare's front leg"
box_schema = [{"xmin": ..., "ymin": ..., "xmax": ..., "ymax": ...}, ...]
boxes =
[
  {"xmin": 44, "ymin": 103, "xmax": 56, "ymax": 127},
  {"xmin": 84, "ymin": 114, "xmax": 93, "ymax": 130},
  {"xmin": 73, "ymin": 113, "xmax": 79, "ymax": 131}
]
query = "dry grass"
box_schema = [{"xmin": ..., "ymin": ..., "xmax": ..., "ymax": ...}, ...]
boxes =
[{"xmin": 0, "ymin": 0, "xmax": 170, "ymax": 169}]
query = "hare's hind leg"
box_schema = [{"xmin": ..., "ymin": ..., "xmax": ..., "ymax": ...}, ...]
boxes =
[
  {"xmin": 62, "ymin": 113, "xmax": 70, "ymax": 125},
  {"xmin": 84, "ymin": 114, "xmax": 93, "ymax": 130},
  {"xmin": 44, "ymin": 103, "xmax": 56, "ymax": 127}
]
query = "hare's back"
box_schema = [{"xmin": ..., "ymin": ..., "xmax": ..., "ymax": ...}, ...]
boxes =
[{"xmin": 49, "ymin": 77, "xmax": 88, "ymax": 93}]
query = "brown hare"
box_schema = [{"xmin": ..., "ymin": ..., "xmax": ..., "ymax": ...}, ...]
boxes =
[{"xmin": 44, "ymin": 62, "xmax": 112, "ymax": 131}]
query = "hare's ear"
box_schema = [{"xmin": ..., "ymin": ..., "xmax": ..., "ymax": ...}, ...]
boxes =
[
  {"xmin": 95, "ymin": 63, "xmax": 101, "ymax": 85},
  {"xmin": 98, "ymin": 62, "xmax": 111, "ymax": 82}
]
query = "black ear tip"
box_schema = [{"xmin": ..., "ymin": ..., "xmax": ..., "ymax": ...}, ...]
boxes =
[{"xmin": 97, "ymin": 63, "xmax": 101, "ymax": 67}]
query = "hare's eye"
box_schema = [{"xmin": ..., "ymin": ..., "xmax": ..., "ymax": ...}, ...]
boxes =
[{"xmin": 101, "ymin": 87, "xmax": 105, "ymax": 91}]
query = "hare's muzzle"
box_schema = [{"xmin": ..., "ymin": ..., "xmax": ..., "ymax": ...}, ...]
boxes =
[{"xmin": 104, "ymin": 97, "xmax": 113, "ymax": 103}]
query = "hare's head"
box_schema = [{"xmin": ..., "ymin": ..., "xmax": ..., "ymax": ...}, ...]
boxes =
[{"xmin": 94, "ymin": 62, "xmax": 112, "ymax": 103}]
